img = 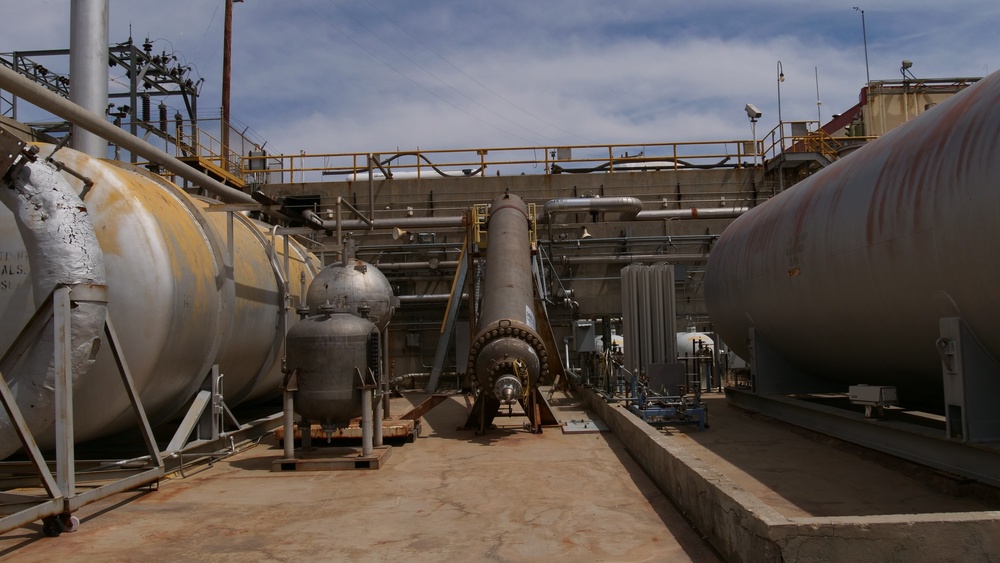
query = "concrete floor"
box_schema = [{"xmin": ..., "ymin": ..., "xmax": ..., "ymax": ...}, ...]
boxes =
[
  {"xmin": 0, "ymin": 390, "xmax": 721, "ymax": 562},
  {"xmin": 1, "ymin": 389, "xmax": 997, "ymax": 562}
]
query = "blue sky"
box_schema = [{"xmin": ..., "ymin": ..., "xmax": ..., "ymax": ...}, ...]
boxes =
[{"xmin": 2, "ymin": 1, "xmax": 998, "ymax": 156}]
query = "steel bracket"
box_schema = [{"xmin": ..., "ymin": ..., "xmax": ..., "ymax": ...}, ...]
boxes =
[{"xmin": 938, "ymin": 317, "xmax": 1000, "ymax": 442}]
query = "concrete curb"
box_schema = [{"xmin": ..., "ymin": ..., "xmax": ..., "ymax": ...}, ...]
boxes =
[{"xmin": 579, "ymin": 387, "xmax": 1000, "ymax": 562}]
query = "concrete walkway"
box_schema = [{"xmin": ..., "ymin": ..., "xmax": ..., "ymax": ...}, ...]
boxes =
[{"xmin": 0, "ymin": 390, "xmax": 721, "ymax": 562}]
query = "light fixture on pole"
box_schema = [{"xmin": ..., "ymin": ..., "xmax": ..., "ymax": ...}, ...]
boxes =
[
  {"xmin": 745, "ymin": 103, "xmax": 761, "ymax": 166},
  {"xmin": 853, "ymin": 7, "xmax": 870, "ymax": 86},
  {"xmin": 901, "ymin": 59, "xmax": 916, "ymax": 80},
  {"xmin": 815, "ymin": 66, "xmax": 823, "ymax": 123},
  {"xmin": 776, "ymin": 61, "xmax": 785, "ymax": 127},
  {"xmin": 746, "ymin": 103, "xmax": 762, "ymax": 203}
]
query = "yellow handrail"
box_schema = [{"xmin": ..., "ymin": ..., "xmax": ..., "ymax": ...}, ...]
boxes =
[{"xmin": 239, "ymin": 138, "xmax": 762, "ymax": 184}]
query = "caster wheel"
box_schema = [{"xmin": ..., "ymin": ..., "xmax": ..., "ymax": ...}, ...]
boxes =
[
  {"xmin": 42, "ymin": 516, "xmax": 63, "ymax": 537},
  {"xmin": 59, "ymin": 514, "xmax": 80, "ymax": 533}
]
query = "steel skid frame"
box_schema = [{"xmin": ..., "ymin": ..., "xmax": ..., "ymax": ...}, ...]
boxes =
[
  {"xmin": 625, "ymin": 371, "xmax": 708, "ymax": 432},
  {"xmin": 0, "ymin": 284, "xmax": 164, "ymax": 536}
]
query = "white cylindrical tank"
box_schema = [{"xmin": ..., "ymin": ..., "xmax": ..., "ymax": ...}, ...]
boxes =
[
  {"xmin": 676, "ymin": 330, "xmax": 714, "ymax": 358},
  {"xmin": 0, "ymin": 145, "xmax": 320, "ymax": 455}
]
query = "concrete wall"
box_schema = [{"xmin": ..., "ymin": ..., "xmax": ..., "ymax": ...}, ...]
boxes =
[{"xmin": 580, "ymin": 386, "xmax": 1000, "ymax": 562}]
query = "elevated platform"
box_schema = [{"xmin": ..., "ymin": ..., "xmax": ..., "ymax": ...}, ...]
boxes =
[{"xmin": 177, "ymin": 155, "xmax": 245, "ymax": 190}]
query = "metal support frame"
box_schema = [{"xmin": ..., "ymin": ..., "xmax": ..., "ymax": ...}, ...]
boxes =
[
  {"xmin": 938, "ymin": 317, "xmax": 1000, "ymax": 442},
  {"xmin": 165, "ymin": 365, "xmax": 243, "ymax": 455},
  {"xmin": 0, "ymin": 285, "xmax": 164, "ymax": 536},
  {"xmin": 726, "ymin": 388, "xmax": 1000, "ymax": 488},
  {"xmin": 425, "ymin": 236, "xmax": 470, "ymax": 393},
  {"xmin": 625, "ymin": 372, "xmax": 707, "ymax": 431}
]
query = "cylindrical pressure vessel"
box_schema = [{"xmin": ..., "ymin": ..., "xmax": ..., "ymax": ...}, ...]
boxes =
[
  {"xmin": 467, "ymin": 193, "xmax": 547, "ymax": 403},
  {"xmin": 705, "ymin": 71, "xmax": 1000, "ymax": 409},
  {"xmin": 0, "ymin": 144, "xmax": 319, "ymax": 454},
  {"xmin": 285, "ymin": 310, "xmax": 379, "ymax": 429}
]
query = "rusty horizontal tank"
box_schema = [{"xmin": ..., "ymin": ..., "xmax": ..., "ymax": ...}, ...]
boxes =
[
  {"xmin": 704, "ymin": 70, "xmax": 1000, "ymax": 409},
  {"xmin": 0, "ymin": 144, "xmax": 319, "ymax": 457}
]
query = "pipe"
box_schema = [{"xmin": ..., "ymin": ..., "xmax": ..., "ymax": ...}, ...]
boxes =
[
  {"xmin": 398, "ymin": 293, "xmax": 468, "ymax": 303},
  {"xmin": 636, "ymin": 207, "xmax": 749, "ymax": 220},
  {"xmin": 373, "ymin": 388, "xmax": 383, "ymax": 447},
  {"xmin": 69, "ymin": 0, "xmax": 108, "ymax": 157},
  {"xmin": 543, "ymin": 197, "xmax": 643, "ymax": 223},
  {"xmin": 0, "ymin": 65, "xmax": 256, "ymax": 205},
  {"xmin": 557, "ymin": 253, "xmax": 708, "ymax": 265},
  {"xmin": 315, "ymin": 214, "xmax": 464, "ymax": 232},
  {"xmin": 377, "ymin": 260, "xmax": 460, "ymax": 271},
  {"xmin": 308, "ymin": 200, "xmax": 741, "ymax": 233}
]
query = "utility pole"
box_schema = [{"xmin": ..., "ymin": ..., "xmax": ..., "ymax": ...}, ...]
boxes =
[{"xmin": 222, "ymin": 0, "xmax": 242, "ymax": 174}]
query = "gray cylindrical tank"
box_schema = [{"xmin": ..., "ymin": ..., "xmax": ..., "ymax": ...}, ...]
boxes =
[
  {"xmin": 306, "ymin": 256, "xmax": 395, "ymax": 331},
  {"xmin": 0, "ymin": 144, "xmax": 319, "ymax": 454},
  {"xmin": 286, "ymin": 311, "xmax": 379, "ymax": 428},
  {"xmin": 704, "ymin": 70, "xmax": 1000, "ymax": 408},
  {"xmin": 468, "ymin": 193, "xmax": 546, "ymax": 403}
]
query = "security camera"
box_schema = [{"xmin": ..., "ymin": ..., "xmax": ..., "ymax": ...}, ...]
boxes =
[{"xmin": 745, "ymin": 104, "xmax": 762, "ymax": 119}]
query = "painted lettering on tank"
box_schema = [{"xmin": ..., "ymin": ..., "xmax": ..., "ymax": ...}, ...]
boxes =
[{"xmin": 0, "ymin": 250, "xmax": 29, "ymax": 291}]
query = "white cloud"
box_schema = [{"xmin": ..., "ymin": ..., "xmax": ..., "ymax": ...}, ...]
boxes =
[{"xmin": 2, "ymin": 1, "xmax": 998, "ymax": 157}]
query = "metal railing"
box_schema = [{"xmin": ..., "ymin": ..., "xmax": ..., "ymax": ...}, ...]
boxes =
[
  {"xmin": 762, "ymin": 119, "xmax": 875, "ymax": 163},
  {"xmin": 240, "ymin": 139, "xmax": 763, "ymax": 185}
]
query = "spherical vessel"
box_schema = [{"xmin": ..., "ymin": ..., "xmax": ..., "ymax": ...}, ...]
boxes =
[
  {"xmin": 285, "ymin": 312, "xmax": 379, "ymax": 427},
  {"xmin": 704, "ymin": 71, "xmax": 1000, "ymax": 409},
  {"xmin": 306, "ymin": 259, "xmax": 395, "ymax": 331}
]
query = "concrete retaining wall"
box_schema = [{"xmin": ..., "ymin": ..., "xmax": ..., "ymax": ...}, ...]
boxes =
[{"xmin": 580, "ymin": 387, "xmax": 1000, "ymax": 562}]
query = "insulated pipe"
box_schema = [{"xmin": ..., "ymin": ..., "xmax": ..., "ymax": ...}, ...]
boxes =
[
  {"xmin": 0, "ymin": 65, "xmax": 255, "ymax": 205},
  {"xmin": 542, "ymin": 196, "xmax": 643, "ymax": 223},
  {"xmin": 307, "ymin": 201, "xmax": 743, "ymax": 232},
  {"xmin": 556, "ymin": 253, "xmax": 709, "ymax": 265},
  {"xmin": 69, "ymin": 0, "xmax": 109, "ymax": 157},
  {"xmin": 314, "ymin": 215, "xmax": 465, "ymax": 232},
  {"xmin": 0, "ymin": 158, "xmax": 107, "ymax": 459},
  {"xmin": 636, "ymin": 207, "xmax": 749, "ymax": 220}
]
